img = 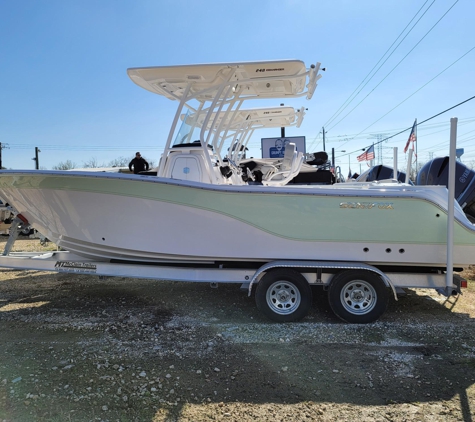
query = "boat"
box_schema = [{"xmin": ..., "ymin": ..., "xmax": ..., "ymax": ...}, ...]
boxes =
[{"xmin": 0, "ymin": 59, "xmax": 474, "ymax": 272}]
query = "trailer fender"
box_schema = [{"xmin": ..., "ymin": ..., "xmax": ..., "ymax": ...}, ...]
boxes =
[{"xmin": 248, "ymin": 260, "xmax": 397, "ymax": 301}]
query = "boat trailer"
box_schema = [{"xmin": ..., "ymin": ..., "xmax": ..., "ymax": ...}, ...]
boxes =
[{"xmin": 0, "ymin": 216, "xmax": 466, "ymax": 324}]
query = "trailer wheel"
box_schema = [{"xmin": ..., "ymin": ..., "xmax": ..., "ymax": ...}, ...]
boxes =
[
  {"xmin": 255, "ymin": 269, "xmax": 312, "ymax": 322},
  {"xmin": 328, "ymin": 270, "xmax": 389, "ymax": 324}
]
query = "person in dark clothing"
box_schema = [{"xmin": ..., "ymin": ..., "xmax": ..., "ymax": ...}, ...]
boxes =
[{"xmin": 129, "ymin": 152, "xmax": 150, "ymax": 174}]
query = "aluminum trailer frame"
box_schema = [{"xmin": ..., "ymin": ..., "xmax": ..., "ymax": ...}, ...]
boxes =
[{"xmin": 0, "ymin": 248, "xmax": 462, "ymax": 295}]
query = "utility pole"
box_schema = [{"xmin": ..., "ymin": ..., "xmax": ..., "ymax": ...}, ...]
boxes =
[
  {"xmin": 322, "ymin": 127, "xmax": 326, "ymax": 152},
  {"xmin": 0, "ymin": 143, "xmax": 9, "ymax": 169},
  {"xmin": 32, "ymin": 147, "xmax": 41, "ymax": 170}
]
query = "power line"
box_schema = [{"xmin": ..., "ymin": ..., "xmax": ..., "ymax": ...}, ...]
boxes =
[
  {"xmin": 338, "ymin": 94, "xmax": 475, "ymax": 158},
  {"xmin": 336, "ymin": 44, "xmax": 475, "ymax": 150},
  {"xmin": 416, "ymin": 126, "xmax": 475, "ymax": 152},
  {"xmin": 354, "ymin": 46, "xmax": 475, "ymax": 136},
  {"xmin": 327, "ymin": 0, "xmax": 460, "ymax": 132},
  {"xmin": 324, "ymin": 116, "xmax": 475, "ymax": 146},
  {"xmin": 324, "ymin": 0, "xmax": 435, "ymax": 128},
  {"xmin": 383, "ymin": 117, "xmax": 475, "ymax": 145},
  {"xmin": 10, "ymin": 145, "xmax": 163, "ymax": 151}
]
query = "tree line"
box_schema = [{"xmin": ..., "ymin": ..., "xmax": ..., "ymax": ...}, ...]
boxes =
[{"xmin": 52, "ymin": 156, "xmax": 155, "ymax": 170}]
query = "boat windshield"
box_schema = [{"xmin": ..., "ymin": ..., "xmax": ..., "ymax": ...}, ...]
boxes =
[{"xmin": 172, "ymin": 110, "xmax": 199, "ymax": 147}]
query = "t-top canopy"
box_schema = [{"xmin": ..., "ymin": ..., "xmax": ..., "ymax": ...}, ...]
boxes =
[
  {"xmin": 127, "ymin": 59, "xmax": 321, "ymax": 102},
  {"xmin": 184, "ymin": 106, "xmax": 305, "ymax": 132}
]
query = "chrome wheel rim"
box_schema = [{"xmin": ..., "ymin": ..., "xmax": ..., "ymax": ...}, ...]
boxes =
[
  {"xmin": 340, "ymin": 280, "xmax": 377, "ymax": 315},
  {"xmin": 266, "ymin": 281, "xmax": 301, "ymax": 316}
]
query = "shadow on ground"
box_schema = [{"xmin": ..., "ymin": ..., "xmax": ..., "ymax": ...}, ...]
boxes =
[{"xmin": 0, "ymin": 272, "xmax": 474, "ymax": 421}]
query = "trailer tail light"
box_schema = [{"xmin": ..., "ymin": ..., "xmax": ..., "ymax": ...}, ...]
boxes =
[{"xmin": 453, "ymin": 274, "xmax": 467, "ymax": 293}]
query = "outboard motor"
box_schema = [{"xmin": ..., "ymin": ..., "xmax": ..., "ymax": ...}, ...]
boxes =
[
  {"xmin": 356, "ymin": 165, "xmax": 409, "ymax": 183},
  {"xmin": 306, "ymin": 151, "xmax": 329, "ymax": 168},
  {"xmin": 417, "ymin": 157, "xmax": 475, "ymax": 222}
]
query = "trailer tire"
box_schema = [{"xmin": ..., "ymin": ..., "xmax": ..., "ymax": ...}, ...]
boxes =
[
  {"xmin": 328, "ymin": 270, "xmax": 389, "ymax": 324},
  {"xmin": 255, "ymin": 269, "xmax": 312, "ymax": 322}
]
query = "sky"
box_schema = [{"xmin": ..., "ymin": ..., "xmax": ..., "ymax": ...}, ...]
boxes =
[{"xmin": 1, "ymin": 0, "xmax": 474, "ymax": 178}]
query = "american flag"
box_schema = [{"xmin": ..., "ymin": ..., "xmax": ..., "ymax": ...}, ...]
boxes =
[
  {"xmin": 357, "ymin": 145, "xmax": 375, "ymax": 162},
  {"xmin": 404, "ymin": 119, "xmax": 417, "ymax": 153}
]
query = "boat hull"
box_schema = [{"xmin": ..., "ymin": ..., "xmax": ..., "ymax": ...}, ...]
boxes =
[{"xmin": 0, "ymin": 171, "xmax": 474, "ymax": 268}]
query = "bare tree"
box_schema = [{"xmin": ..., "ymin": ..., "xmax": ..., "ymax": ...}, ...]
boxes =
[
  {"xmin": 53, "ymin": 160, "xmax": 77, "ymax": 170},
  {"xmin": 53, "ymin": 155, "xmax": 156, "ymax": 171},
  {"xmin": 82, "ymin": 157, "xmax": 106, "ymax": 168},
  {"xmin": 108, "ymin": 156, "xmax": 130, "ymax": 167}
]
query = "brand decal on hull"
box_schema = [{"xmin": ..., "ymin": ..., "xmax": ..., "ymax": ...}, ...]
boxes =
[
  {"xmin": 55, "ymin": 261, "xmax": 97, "ymax": 274},
  {"xmin": 460, "ymin": 169, "xmax": 470, "ymax": 183},
  {"xmin": 340, "ymin": 202, "xmax": 394, "ymax": 210}
]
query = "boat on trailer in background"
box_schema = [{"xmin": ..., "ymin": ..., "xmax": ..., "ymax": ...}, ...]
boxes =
[{"xmin": 0, "ymin": 59, "xmax": 471, "ymax": 323}]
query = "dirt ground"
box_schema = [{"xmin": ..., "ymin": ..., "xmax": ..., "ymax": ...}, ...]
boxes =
[{"xmin": 0, "ymin": 238, "xmax": 474, "ymax": 422}]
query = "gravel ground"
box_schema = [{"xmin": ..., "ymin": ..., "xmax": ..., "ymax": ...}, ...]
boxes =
[{"xmin": 0, "ymin": 238, "xmax": 474, "ymax": 421}]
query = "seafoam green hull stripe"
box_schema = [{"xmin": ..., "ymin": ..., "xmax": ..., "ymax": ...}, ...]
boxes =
[{"xmin": 1, "ymin": 173, "xmax": 473, "ymax": 245}]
